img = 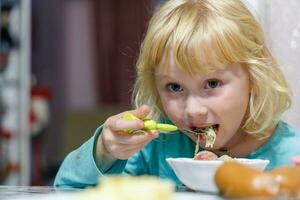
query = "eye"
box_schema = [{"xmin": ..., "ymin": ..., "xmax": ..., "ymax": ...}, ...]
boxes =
[
  {"xmin": 166, "ymin": 83, "xmax": 183, "ymax": 92},
  {"xmin": 205, "ymin": 79, "xmax": 221, "ymax": 89}
]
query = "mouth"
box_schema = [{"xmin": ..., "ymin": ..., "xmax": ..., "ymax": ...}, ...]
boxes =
[
  {"xmin": 192, "ymin": 124, "xmax": 219, "ymax": 135},
  {"xmin": 191, "ymin": 124, "xmax": 219, "ymax": 148}
]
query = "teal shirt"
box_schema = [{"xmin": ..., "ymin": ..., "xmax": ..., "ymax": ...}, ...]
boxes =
[
  {"xmin": 54, "ymin": 121, "xmax": 300, "ymax": 188},
  {"xmin": 245, "ymin": 121, "xmax": 300, "ymax": 170}
]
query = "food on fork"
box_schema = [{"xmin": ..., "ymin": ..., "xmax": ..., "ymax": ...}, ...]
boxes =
[
  {"xmin": 194, "ymin": 126, "xmax": 217, "ymax": 148},
  {"xmin": 191, "ymin": 126, "xmax": 217, "ymax": 156}
]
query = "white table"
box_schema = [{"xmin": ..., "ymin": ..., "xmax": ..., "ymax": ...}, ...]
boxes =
[{"xmin": 0, "ymin": 186, "xmax": 267, "ymax": 200}]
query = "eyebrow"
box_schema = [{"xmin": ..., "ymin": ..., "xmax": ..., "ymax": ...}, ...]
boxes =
[
  {"xmin": 155, "ymin": 73, "xmax": 168, "ymax": 77},
  {"xmin": 154, "ymin": 73, "xmax": 174, "ymax": 80}
]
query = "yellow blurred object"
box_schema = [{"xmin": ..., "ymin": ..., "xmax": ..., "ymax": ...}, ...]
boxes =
[
  {"xmin": 215, "ymin": 161, "xmax": 300, "ymax": 198},
  {"xmin": 122, "ymin": 112, "xmax": 178, "ymax": 133},
  {"xmin": 271, "ymin": 166, "xmax": 300, "ymax": 197},
  {"xmin": 215, "ymin": 161, "xmax": 279, "ymax": 198},
  {"xmin": 76, "ymin": 175, "xmax": 174, "ymax": 200}
]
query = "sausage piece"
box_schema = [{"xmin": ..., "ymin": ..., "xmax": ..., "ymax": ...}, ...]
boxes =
[{"xmin": 215, "ymin": 161, "xmax": 279, "ymax": 198}]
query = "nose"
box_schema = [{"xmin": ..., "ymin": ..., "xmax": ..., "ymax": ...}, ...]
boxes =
[{"xmin": 185, "ymin": 96, "xmax": 209, "ymax": 118}]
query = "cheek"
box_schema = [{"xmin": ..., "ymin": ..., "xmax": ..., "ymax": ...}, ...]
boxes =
[
  {"xmin": 223, "ymin": 91, "xmax": 249, "ymax": 112},
  {"xmin": 160, "ymin": 97, "xmax": 184, "ymax": 125},
  {"xmin": 218, "ymin": 88, "xmax": 249, "ymax": 127}
]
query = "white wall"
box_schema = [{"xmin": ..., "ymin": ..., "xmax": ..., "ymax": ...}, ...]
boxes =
[
  {"xmin": 63, "ymin": 0, "xmax": 98, "ymax": 110},
  {"xmin": 245, "ymin": 0, "xmax": 300, "ymax": 129},
  {"xmin": 266, "ymin": 0, "xmax": 300, "ymax": 129}
]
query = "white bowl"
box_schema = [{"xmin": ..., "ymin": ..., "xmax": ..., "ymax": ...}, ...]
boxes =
[{"xmin": 166, "ymin": 157, "xmax": 269, "ymax": 193}]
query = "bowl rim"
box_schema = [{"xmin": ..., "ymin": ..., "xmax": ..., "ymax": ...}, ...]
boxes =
[
  {"xmin": 166, "ymin": 157, "xmax": 270, "ymax": 193},
  {"xmin": 166, "ymin": 157, "xmax": 270, "ymax": 166}
]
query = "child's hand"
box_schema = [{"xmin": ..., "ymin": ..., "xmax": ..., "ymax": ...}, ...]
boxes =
[{"xmin": 99, "ymin": 105, "xmax": 159, "ymax": 160}]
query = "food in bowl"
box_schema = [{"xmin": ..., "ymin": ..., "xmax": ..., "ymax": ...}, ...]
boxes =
[
  {"xmin": 166, "ymin": 157, "xmax": 269, "ymax": 193},
  {"xmin": 193, "ymin": 150, "xmax": 232, "ymax": 161}
]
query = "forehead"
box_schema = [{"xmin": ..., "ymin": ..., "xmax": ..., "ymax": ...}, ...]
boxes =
[
  {"xmin": 156, "ymin": 49, "xmax": 228, "ymax": 77},
  {"xmin": 156, "ymin": 55, "xmax": 246, "ymax": 79}
]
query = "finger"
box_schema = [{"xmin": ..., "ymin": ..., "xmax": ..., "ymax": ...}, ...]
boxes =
[
  {"xmin": 105, "ymin": 116, "xmax": 144, "ymax": 132},
  {"xmin": 105, "ymin": 130, "xmax": 159, "ymax": 160},
  {"xmin": 119, "ymin": 136, "xmax": 156, "ymax": 155},
  {"xmin": 106, "ymin": 137, "xmax": 150, "ymax": 158},
  {"xmin": 148, "ymin": 130, "xmax": 159, "ymax": 138},
  {"xmin": 130, "ymin": 105, "xmax": 151, "ymax": 119},
  {"xmin": 114, "ymin": 139, "xmax": 150, "ymax": 153},
  {"xmin": 113, "ymin": 130, "xmax": 158, "ymax": 145},
  {"xmin": 108, "ymin": 105, "xmax": 151, "ymax": 131},
  {"xmin": 121, "ymin": 142, "xmax": 149, "ymax": 154}
]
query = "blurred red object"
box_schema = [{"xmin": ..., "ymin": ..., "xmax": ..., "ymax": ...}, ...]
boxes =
[
  {"xmin": 292, "ymin": 156, "xmax": 300, "ymax": 166},
  {"xmin": 30, "ymin": 86, "xmax": 51, "ymax": 185},
  {"xmin": 30, "ymin": 86, "xmax": 52, "ymax": 136}
]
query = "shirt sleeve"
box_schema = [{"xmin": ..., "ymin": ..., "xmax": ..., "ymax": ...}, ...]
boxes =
[
  {"xmin": 124, "ymin": 150, "xmax": 149, "ymax": 175},
  {"xmin": 54, "ymin": 126, "xmax": 127, "ymax": 188}
]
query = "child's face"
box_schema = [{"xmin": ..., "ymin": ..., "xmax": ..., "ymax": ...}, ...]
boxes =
[{"xmin": 155, "ymin": 56, "xmax": 250, "ymax": 150}]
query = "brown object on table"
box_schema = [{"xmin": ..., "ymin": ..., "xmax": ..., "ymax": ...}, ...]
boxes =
[
  {"xmin": 271, "ymin": 166, "xmax": 300, "ymax": 197},
  {"xmin": 215, "ymin": 161, "xmax": 279, "ymax": 198}
]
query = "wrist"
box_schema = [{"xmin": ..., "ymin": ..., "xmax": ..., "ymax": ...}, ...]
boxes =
[{"xmin": 95, "ymin": 133, "xmax": 117, "ymax": 172}]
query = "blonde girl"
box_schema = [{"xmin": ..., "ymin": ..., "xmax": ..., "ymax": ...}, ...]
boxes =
[{"xmin": 55, "ymin": 0, "xmax": 300, "ymax": 188}]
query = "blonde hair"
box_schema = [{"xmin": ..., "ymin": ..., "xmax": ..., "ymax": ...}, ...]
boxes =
[{"xmin": 133, "ymin": 0, "xmax": 291, "ymax": 137}]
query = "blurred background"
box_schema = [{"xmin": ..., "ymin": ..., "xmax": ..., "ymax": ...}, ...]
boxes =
[{"xmin": 0, "ymin": 0, "xmax": 299, "ymax": 186}]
